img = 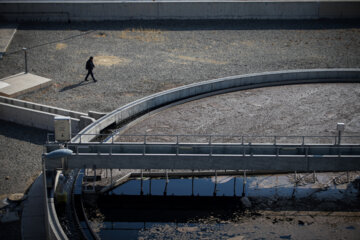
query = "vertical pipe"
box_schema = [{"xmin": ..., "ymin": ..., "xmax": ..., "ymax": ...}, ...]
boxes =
[
  {"xmin": 23, "ymin": 48, "xmax": 28, "ymax": 73},
  {"xmin": 140, "ymin": 169, "xmax": 143, "ymax": 195},
  {"xmin": 93, "ymin": 166, "xmax": 96, "ymax": 191},
  {"xmin": 149, "ymin": 178, "xmax": 152, "ymax": 196},
  {"xmin": 313, "ymin": 170, "xmax": 316, "ymax": 183},
  {"xmin": 149, "ymin": 170, "xmax": 152, "ymax": 196},
  {"xmin": 242, "ymin": 171, "xmax": 246, "ymax": 197},
  {"xmin": 192, "ymin": 170, "xmax": 194, "ymax": 196},
  {"xmin": 338, "ymin": 130, "xmax": 342, "ymax": 145},
  {"xmin": 213, "ymin": 170, "xmax": 217, "ymax": 196},
  {"xmin": 110, "ymin": 169, "xmax": 113, "ymax": 186},
  {"xmin": 164, "ymin": 170, "xmax": 168, "ymax": 196},
  {"xmin": 233, "ymin": 177, "xmax": 236, "ymax": 197}
]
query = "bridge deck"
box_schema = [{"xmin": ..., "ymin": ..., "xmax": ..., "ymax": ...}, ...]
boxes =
[{"xmin": 45, "ymin": 138, "xmax": 360, "ymax": 171}]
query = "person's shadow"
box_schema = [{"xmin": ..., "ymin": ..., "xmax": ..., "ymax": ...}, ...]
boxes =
[{"xmin": 59, "ymin": 80, "xmax": 93, "ymax": 92}]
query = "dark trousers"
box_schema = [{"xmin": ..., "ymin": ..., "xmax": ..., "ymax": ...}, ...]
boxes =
[{"xmin": 85, "ymin": 69, "xmax": 95, "ymax": 81}]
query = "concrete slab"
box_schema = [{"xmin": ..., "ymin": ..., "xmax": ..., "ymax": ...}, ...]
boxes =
[
  {"xmin": 0, "ymin": 73, "xmax": 52, "ymax": 97},
  {"xmin": 0, "ymin": 24, "xmax": 17, "ymax": 58}
]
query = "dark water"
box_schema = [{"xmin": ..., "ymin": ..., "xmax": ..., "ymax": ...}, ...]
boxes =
[
  {"xmin": 85, "ymin": 174, "xmax": 359, "ymax": 239},
  {"xmin": 86, "ymin": 176, "xmax": 246, "ymax": 239}
]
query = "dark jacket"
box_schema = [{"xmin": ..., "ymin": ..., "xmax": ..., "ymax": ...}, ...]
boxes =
[{"xmin": 86, "ymin": 59, "xmax": 95, "ymax": 70}]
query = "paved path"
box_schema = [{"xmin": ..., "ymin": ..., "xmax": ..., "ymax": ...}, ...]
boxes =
[{"xmin": 21, "ymin": 174, "xmax": 46, "ymax": 240}]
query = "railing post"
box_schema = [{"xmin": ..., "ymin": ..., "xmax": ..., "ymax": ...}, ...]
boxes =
[
  {"xmin": 249, "ymin": 142, "xmax": 253, "ymax": 157},
  {"xmin": 143, "ymin": 134, "xmax": 146, "ymax": 155},
  {"xmin": 209, "ymin": 135, "xmax": 212, "ymax": 157},
  {"xmin": 274, "ymin": 136, "xmax": 277, "ymax": 145},
  {"xmin": 176, "ymin": 135, "xmax": 179, "ymax": 156}
]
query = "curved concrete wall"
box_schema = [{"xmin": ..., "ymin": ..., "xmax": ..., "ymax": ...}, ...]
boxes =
[
  {"xmin": 73, "ymin": 69, "xmax": 360, "ymax": 143},
  {"xmin": 0, "ymin": 1, "xmax": 360, "ymax": 21}
]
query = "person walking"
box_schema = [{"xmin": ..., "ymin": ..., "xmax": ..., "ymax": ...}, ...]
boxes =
[{"xmin": 85, "ymin": 56, "xmax": 97, "ymax": 82}]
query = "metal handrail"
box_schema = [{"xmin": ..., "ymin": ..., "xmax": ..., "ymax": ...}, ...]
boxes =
[
  {"xmin": 63, "ymin": 142, "xmax": 360, "ymax": 159},
  {"xmin": 47, "ymin": 133, "xmax": 360, "ymax": 145}
]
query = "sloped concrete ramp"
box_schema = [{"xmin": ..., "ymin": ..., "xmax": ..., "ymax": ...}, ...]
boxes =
[{"xmin": 0, "ymin": 73, "xmax": 52, "ymax": 97}]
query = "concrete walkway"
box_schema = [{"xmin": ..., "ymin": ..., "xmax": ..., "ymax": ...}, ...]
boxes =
[
  {"xmin": 0, "ymin": 73, "xmax": 52, "ymax": 97},
  {"xmin": 0, "ymin": 24, "xmax": 17, "ymax": 58},
  {"xmin": 21, "ymin": 174, "xmax": 46, "ymax": 240}
]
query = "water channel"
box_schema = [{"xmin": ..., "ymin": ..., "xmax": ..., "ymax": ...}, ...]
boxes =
[{"xmin": 83, "ymin": 173, "xmax": 360, "ymax": 239}]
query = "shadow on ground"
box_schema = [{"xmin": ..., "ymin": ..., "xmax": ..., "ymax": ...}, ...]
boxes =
[
  {"xmin": 0, "ymin": 120, "xmax": 49, "ymax": 145},
  {"xmin": 59, "ymin": 80, "xmax": 93, "ymax": 92}
]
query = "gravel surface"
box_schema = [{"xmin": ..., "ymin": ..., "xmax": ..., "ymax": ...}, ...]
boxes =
[
  {"xmin": 0, "ymin": 120, "xmax": 48, "ymax": 198},
  {"xmin": 1, "ymin": 20, "xmax": 360, "ymax": 113}
]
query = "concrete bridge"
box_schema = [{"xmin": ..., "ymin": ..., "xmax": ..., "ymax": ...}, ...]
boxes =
[{"xmin": 44, "ymin": 134, "xmax": 360, "ymax": 172}]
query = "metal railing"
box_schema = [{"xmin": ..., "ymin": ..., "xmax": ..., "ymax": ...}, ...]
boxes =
[{"xmin": 47, "ymin": 133, "xmax": 360, "ymax": 146}]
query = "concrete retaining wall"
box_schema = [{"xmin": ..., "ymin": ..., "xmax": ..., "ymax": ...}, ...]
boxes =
[
  {"xmin": 0, "ymin": 1, "xmax": 360, "ymax": 21},
  {"xmin": 0, "ymin": 95, "xmax": 86, "ymax": 119},
  {"xmin": 43, "ymin": 170, "xmax": 68, "ymax": 240},
  {"xmin": 74, "ymin": 69, "xmax": 360, "ymax": 143},
  {"xmin": 0, "ymin": 102, "xmax": 80, "ymax": 133},
  {"xmin": 0, "ymin": 96, "xmax": 96, "ymax": 133}
]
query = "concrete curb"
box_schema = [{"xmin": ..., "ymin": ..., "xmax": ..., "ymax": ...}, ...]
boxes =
[
  {"xmin": 0, "ymin": 1, "xmax": 360, "ymax": 21},
  {"xmin": 74, "ymin": 69, "xmax": 360, "ymax": 143}
]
